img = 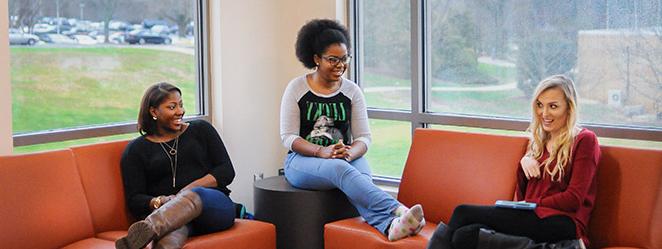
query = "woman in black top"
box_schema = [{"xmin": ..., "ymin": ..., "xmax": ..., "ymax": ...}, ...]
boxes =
[{"xmin": 116, "ymin": 82, "xmax": 235, "ymax": 249}]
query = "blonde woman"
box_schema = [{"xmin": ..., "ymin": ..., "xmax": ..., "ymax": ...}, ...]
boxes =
[{"xmin": 427, "ymin": 75, "xmax": 600, "ymax": 249}]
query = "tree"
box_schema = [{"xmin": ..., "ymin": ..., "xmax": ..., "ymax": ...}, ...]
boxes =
[
  {"xmin": 428, "ymin": 1, "xmax": 493, "ymax": 85},
  {"xmin": 477, "ymin": 0, "xmax": 508, "ymax": 59},
  {"xmin": 362, "ymin": 0, "xmax": 411, "ymax": 79},
  {"xmin": 14, "ymin": 0, "xmax": 42, "ymax": 33},
  {"xmin": 431, "ymin": 12, "xmax": 490, "ymax": 84},
  {"xmin": 92, "ymin": 0, "xmax": 119, "ymax": 43},
  {"xmin": 516, "ymin": 33, "xmax": 576, "ymax": 97},
  {"xmin": 513, "ymin": 1, "xmax": 579, "ymax": 97},
  {"xmin": 160, "ymin": 0, "xmax": 193, "ymax": 37},
  {"xmin": 8, "ymin": 0, "xmax": 17, "ymax": 28},
  {"xmin": 607, "ymin": 28, "xmax": 662, "ymax": 120}
]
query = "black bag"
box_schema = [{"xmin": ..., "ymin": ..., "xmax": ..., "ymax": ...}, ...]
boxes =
[{"xmin": 234, "ymin": 203, "xmax": 254, "ymax": 219}]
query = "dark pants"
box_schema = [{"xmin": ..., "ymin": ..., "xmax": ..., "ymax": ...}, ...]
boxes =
[
  {"xmin": 434, "ymin": 204, "xmax": 576, "ymax": 249},
  {"xmin": 189, "ymin": 187, "xmax": 235, "ymax": 235}
]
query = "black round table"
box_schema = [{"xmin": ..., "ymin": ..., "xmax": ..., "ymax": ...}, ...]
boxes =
[{"xmin": 254, "ymin": 175, "xmax": 359, "ymax": 249}]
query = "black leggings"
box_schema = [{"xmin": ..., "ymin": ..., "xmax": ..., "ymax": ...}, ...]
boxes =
[{"xmin": 439, "ymin": 204, "xmax": 576, "ymax": 249}]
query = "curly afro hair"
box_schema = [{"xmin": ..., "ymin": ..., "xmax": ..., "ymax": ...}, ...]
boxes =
[{"xmin": 295, "ymin": 19, "xmax": 351, "ymax": 69}]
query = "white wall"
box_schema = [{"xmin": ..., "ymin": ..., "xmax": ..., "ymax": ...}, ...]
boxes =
[
  {"xmin": 0, "ymin": 2, "xmax": 13, "ymax": 155},
  {"xmin": 211, "ymin": 0, "xmax": 346, "ymax": 212}
]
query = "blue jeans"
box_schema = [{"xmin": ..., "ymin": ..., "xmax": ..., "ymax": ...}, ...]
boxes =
[
  {"xmin": 284, "ymin": 152, "xmax": 401, "ymax": 234},
  {"xmin": 189, "ymin": 187, "xmax": 235, "ymax": 235}
]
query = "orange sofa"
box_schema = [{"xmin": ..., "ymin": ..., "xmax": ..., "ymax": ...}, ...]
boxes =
[
  {"xmin": 0, "ymin": 140, "xmax": 276, "ymax": 249},
  {"xmin": 324, "ymin": 128, "xmax": 662, "ymax": 249}
]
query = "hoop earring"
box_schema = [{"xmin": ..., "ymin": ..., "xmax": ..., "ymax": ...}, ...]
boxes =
[{"xmin": 153, "ymin": 116, "xmax": 157, "ymax": 120}]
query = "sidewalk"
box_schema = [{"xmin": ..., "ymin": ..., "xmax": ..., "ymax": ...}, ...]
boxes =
[{"xmin": 363, "ymin": 82, "xmax": 517, "ymax": 93}]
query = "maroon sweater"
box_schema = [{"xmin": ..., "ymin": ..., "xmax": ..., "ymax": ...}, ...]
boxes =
[{"xmin": 516, "ymin": 128, "xmax": 601, "ymax": 246}]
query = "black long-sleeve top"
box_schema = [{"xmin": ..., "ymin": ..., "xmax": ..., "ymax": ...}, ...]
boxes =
[{"xmin": 120, "ymin": 120, "xmax": 235, "ymax": 219}]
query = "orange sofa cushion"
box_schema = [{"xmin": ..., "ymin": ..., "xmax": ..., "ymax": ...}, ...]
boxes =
[
  {"xmin": 185, "ymin": 219, "xmax": 276, "ymax": 249},
  {"xmin": 324, "ymin": 128, "xmax": 528, "ymax": 249},
  {"xmin": 398, "ymin": 128, "xmax": 528, "ymax": 224},
  {"xmin": 324, "ymin": 217, "xmax": 435, "ymax": 249},
  {"xmin": 0, "ymin": 149, "xmax": 96, "ymax": 249},
  {"xmin": 94, "ymin": 219, "xmax": 276, "ymax": 249},
  {"xmin": 588, "ymin": 145, "xmax": 662, "ymax": 249},
  {"xmin": 72, "ymin": 140, "xmax": 132, "ymax": 234},
  {"xmin": 61, "ymin": 237, "xmax": 116, "ymax": 249}
]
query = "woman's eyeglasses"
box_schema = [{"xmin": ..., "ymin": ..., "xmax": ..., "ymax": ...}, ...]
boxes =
[{"xmin": 321, "ymin": 55, "xmax": 352, "ymax": 66}]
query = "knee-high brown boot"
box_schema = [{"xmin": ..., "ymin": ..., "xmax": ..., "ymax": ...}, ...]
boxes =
[
  {"xmin": 153, "ymin": 225, "xmax": 189, "ymax": 249},
  {"xmin": 115, "ymin": 190, "xmax": 202, "ymax": 249}
]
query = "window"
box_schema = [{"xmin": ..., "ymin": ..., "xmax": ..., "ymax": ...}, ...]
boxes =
[
  {"xmin": 359, "ymin": 0, "xmax": 411, "ymax": 111},
  {"xmin": 8, "ymin": 0, "xmax": 208, "ymax": 151},
  {"xmin": 352, "ymin": 0, "xmax": 662, "ymax": 179},
  {"xmin": 365, "ymin": 119, "xmax": 411, "ymax": 178}
]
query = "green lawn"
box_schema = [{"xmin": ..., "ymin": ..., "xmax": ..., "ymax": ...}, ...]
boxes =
[
  {"xmin": 365, "ymin": 120, "xmax": 412, "ymax": 177},
  {"xmin": 11, "ymin": 47, "xmax": 197, "ymax": 134},
  {"xmin": 476, "ymin": 62, "xmax": 516, "ymax": 83},
  {"xmin": 11, "ymin": 47, "xmax": 195, "ymax": 153},
  {"xmin": 363, "ymin": 72, "xmax": 411, "ymax": 88}
]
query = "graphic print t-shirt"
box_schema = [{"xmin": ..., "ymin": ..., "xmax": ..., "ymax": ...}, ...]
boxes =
[
  {"xmin": 300, "ymin": 91, "xmax": 350, "ymax": 146},
  {"xmin": 280, "ymin": 75, "xmax": 371, "ymax": 150}
]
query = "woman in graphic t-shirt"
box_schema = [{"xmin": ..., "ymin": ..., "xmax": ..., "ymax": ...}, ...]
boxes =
[{"xmin": 279, "ymin": 19, "xmax": 426, "ymax": 241}]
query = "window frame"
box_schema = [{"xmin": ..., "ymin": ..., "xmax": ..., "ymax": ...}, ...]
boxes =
[
  {"xmin": 12, "ymin": 0, "xmax": 211, "ymax": 147},
  {"xmin": 350, "ymin": 0, "xmax": 662, "ymax": 181}
]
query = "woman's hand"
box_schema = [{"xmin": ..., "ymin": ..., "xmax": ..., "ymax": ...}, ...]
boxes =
[
  {"xmin": 150, "ymin": 195, "xmax": 175, "ymax": 210},
  {"xmin": 179, "ymin": 174, "xmax": 217, "ymax": 193},
  {"xmin": 331, "ymin": 139, "xmax": 353, "ymax": 161},
  {"xmin": 315, "ymin": 140, "xmax": 348, "ymax": 159},
  {"xmin": 315, "ymin": 144, "xmax": 333, "ymax": 158},
  {"xmin": 521, "ymin": 155, "xmax": 541, "ymax": 179}
]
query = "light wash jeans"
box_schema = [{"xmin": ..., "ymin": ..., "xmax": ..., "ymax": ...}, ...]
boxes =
[{"xmin": 284, "ymin": 152, "xmax": 401, "ymax": 234}]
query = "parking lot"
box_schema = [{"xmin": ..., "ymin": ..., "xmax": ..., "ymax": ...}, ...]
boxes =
[{"xmin": 9, "ymin": 16, "xmax": 195, "ymax": 52}]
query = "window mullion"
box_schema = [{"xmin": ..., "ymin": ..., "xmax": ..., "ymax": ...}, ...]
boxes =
[{"xmin": 411, "ymin": 0, "xmax": 424, "ymax": 132}]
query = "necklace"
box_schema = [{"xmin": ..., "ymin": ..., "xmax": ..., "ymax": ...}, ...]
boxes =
[
  {"xmin": 161, "ymin": 137, "xmax": 178, "ymax": 155},
  {"xmin": 159, "ymin": 137, "xmax": 179, "ymax": 188}
]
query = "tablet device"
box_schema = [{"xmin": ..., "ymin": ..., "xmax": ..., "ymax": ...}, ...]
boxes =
[{"xmin": 495, "ymin": 200, "xmax": 537, "ymax": 210}]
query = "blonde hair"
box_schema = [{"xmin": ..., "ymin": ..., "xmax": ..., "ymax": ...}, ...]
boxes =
[{"xmin": 526, "ymin": 75, "xmax": 579, "ymax": 182}]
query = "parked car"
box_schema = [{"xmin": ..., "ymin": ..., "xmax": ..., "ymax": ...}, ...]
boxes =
[
  {"xmin": 109, "ymin": 32, "xmax": 126, "ymax": 44},
  {"xmin": 72, "ymin": 35, "xmax": 98, "ymax": 45},
  {"xmin": 142, "ymin": 19, "xmax": 169, "ymax": 29},
  {"xmin": 150, "ymin": 24, "xmax": 170, "ymax": 35},
  {"xmin": 125, "ymin": 30, "xmax": 171, "ymax": 45},
  {"xmin": 36, "ymin": 33, "xmax": 53, "ymax": 43},
  {"xmin": 108, "ymin": 20, "xmax": 130, "ymax": 31},
  {"xmin": 9, "ymin": 28, "xmax": 39, "ymax": 45},
  {"xmin": 43, "ymin": 34, "xmax": 77, "ymax": 44},
  {"xmin": 33, "ymin": 23, "xmax": 56, "ymax": 34}
]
